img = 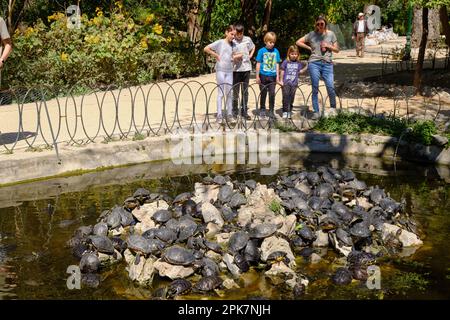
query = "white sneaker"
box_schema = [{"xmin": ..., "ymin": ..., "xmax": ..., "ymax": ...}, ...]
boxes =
[
  {"xmin": 282, "ymin": 112, "xmax": 288, "ymax": 119},
  {"xmin": 216, "ymin": 116, "xmax": 223, "ymax": 124}
]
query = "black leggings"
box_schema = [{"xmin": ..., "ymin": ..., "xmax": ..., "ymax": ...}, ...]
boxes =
[
  {"xmin": 259, "ymin": 74, "xmax": 276, "ymax": 112},
  {"xmin": 232, "ymin": 71, "xmax": 250, "ymax": 115},
  {"xmin": 282, "ymin": 84, "xmax": 297, "ymax": 113}
]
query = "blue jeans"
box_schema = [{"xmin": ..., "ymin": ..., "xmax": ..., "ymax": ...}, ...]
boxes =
[{"xmin": 309, "ymin": 60, "xmax": 336, "ymax": 113}]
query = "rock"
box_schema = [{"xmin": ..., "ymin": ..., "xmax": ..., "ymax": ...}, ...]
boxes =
[
  {"xmin": 153, "ymin": 260, "xmax": 194, "ymax": 280},
  {"xmin": 193, "ymin": 182, "xmax": 220, "ymax": 204},
  {"xmin": 382, "ymin": 223, "xmax": 423, "ymax": 247},
  {"xmin": 330, "ymin": 233, "xmax": 352, "ymax": 257},
  {"xmin": 134, "ymin": 221, "xmax": 156, "ymax": 235},
  {"xmin": 247, "ymin": 184, "xmax": 281, "ymax": 207},
  {"xmin": 223, "ymin": 253, "xmax": 241, "ymax": 277},
  {"xmin": 222, "ymin": 278, "xmax": 240, "ymax": 290},
  {"xmin": 201, "ymin": 202, "xmax": 224, "ymax": 228},
  {"xmin": 205, "ymin": 250, "xmax": 223, "ymax": 263},
  {"xmin": 432, "ymin": 134, "xmax": 448, "ymax": 147},
  {"xmin": 132, "ymin": 201, "xmax": 169, "ymax": 222},
  {"xmin": 229, "ymin": 193, "xmax": 247, "ymax": 208},
  {"xmin": 260, "ymin": 236, "xmax": 296, "ymax": 268},
  {"xmin": 312, "ymin": 231, "xmax": 329, "ymax": 247},
  {"xmin": 237, "ymin": 206, "xmax": 253, "ymax": 227},
  {"xmin": 280, "ymin": 215, "xmax": 297, "ymax": 237},
  {"xmin": 111, "ymin": 226, "xmax": 125, "ymax": 236},
  {"xmin": 295, "ymin": 181, "xmax": 312, "ymax": 196},
  {"xmin": 98, "ymin": 250, "xmax": 122, "ymax": 265},
  {"xmin": 264, "ymin": 262, "xmax": 297, "ymax": 288},
  {"xmin": 124, "ymin": 249, "xmax": 155, "ymax": 286},
  {"xmin": 346, "ymin": 197, "xmax": 373, "ymax": 210},
  {"xmin": 310, "ymin": 253, "xmax": 322, "ymax": 264},
  {"xmin": 206, "ymin": 222, "xmax": 220, "ymax": 238},
  {"xmin": 215, "ymin": 233, "xmax": 231, "ymax": 245}
]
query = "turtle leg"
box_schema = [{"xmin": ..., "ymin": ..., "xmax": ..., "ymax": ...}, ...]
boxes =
[
  {"xmin": 112, "ymin": 251, "xmax": 118, "ymax": 259},
  {"xmin": 135, "ymin": 253, "xmax": 141, "ymax": 265}
]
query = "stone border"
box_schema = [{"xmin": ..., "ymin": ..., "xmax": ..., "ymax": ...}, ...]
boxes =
[{"xmin": 0, "ymin": 131, "xmax": 449, "ymax": 186}]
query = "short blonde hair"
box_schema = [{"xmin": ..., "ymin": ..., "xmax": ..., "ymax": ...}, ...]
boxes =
[{"xmin": 263, "ymin": 31, "xmax": 277, "ymax": 44}]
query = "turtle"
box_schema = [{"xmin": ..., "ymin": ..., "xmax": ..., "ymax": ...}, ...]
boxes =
[
  {"xmin": 244, "ymin": 179, "xmax": 257, "ymax": 191},
  {"xmin": 347, "ymin": 179, "xmax": 367, "ymax": 192},
  {"xmin": 151, "ymin": 210, "xmax": 172, "ymax": 224},
  {"xmin": 88, "ymin": 235, "xmax": 115, "ymax": 255},
  {"xmin": 81, "ymin": 273, "xmax": 101, "ymax": 288},
  {"xmin": 172, "ymin": 192, "xmax": 192, "ymax": 205},
  {"xmin": 193, "ymin": 275, "xmax": 223, "ymax": 292},
  {"xmin": 290, "ymin": 236, "xmax": 305, "ymax": 249},
  {"xmin": 152, "ymin": 287, "xmax": 168, "ymax": 300},
  {"xmin": 349, "ymin": 221, "xmax": 371, "ymax": 239},
  {"xmin": 72, "ymin": 242, "xmax": 89, "ymax": 260},
  {"xmin": 133, "ymin": 188, "xmax": 151, "ymax": 204},
  {"xmin": 119, "ymin": 208, "xmax": 135, "ymax": 227},
  {"xmin": 331, "ymin": 267, "xmax": 353, "ymax": 285},
  {"xmin": 349, "ymin": 264, "xmax": 369, "ymax": 281},
  {"xmin": 228, "ymin": 231, "xmax": 250, "ymax": 253},
  {"xmin": 306, "ymin": 172, "xmax": 321, "ymax": 186},
  {"xmin": 244, "ymin": 239, "xmax": 260, "ymax": 264},
  {"xmin": 379, "ymin": 197, "xmax": 400, "ymax": 215},
  {"xmin": 162, "ymin": 246, "xmax": 195, "ymax": 266},
  {"xmin": 321, "ymin": 171, "xmax": 338, "ymax": 187},
  {"xmin": 167, "ymin": 279, "xmax": 192, "ymax": 298},
  {"xmin": 335, "ymin": 228, "xmax": 353, "ymax": 247},
  {"xmin": 106, "ymin": 207, "xmax": 122, "ymax": 229},
  {"xmin": 182, "ymin": 199, "xmax": 199, "ymax": 217},
  {"xmin": 220, "ymin": 205, "xmax": 237, "ymax": 221},
  {"xmin": 123, "ymin": 197, "xmax": 140, "ymax": 211},
  {"xmin": 297, "ymin": 225, "xmax": 317, "ymax": 243},
  {"xmin": 293, "ymin": 197, "xmax": 309, "ymax": 211},
  {"xmin": 74, "ymin": 225, "xmax": 93, "ymax": 238},
  {"xmin": 164, "ymin": 218, "xmax": 180, "ymax": 232},
  {"xmin": 154, "ymin": 227, "xmax": 177, "ymax": 244},
  {"xmin": 266, "ymin": 251, "xmax": 290, "ymax": 265},
  {"xmin": 126, "ymin": 234, "xmax": 153, "ymax": 265},
  {"xmin": 307, "ymin": 196, "xmax": 323, "ymax": 211},
  {"xmin": 218, "ymin": 185, "xmax": 234, "ymax": 203},
  {"xmin": 347, "ymin": 251, "xmax": 377, "ymax": 267},
  {"xmin": 110, "ymin": 236, "xmax": 128, "ymax": 253},
  {"xmin": 233, "ymin": 252, "xmax": 250, "ymax": 272},
  {"xmin": 147, "ymin": 238, "xmax": 166, "ymax": 253},
  {"xmin": 319, "ymin": 214, "xmax": 340, "ymax": 231},
  {"xmin": 315, "ymin": 183, "xmax": 335, "ymax": 199},
  {"xmin": 213, "ymin": 175, "xmax": 227, "ymax": 185},
  {"xmin": 142, "ymin": 228, "xmax": 157, "ymax": 240},
  {"xmin": 177, "ymin": 219, "xmax": 198, "ymax": 242},
  {"xmin": 200, "ymin": 257, "xmax": 220, "ymax": 277},
  {"xmin": 93, "ymin": 222, "xmax": 109, "ymax": 237},
  {"xmin": 248, "ymin": 223, "xmax": 278, "ymax": 239},
  {"xmin": 193, "ymin": 249, "xmax": 205, "ymax": 260},
  {"xmin": 328, "ymin": 167, "xmax": 343, "ymax": 181},
  {"xmin": 202, "ymin": 176, "xmax": 215, "ymax": 185},
  {"xmin": 79, "ymin": 252, "xmax": 100, "ymax": 273},
  {"xmin": 172, "ymin": 205, "xmax": 184, "ymax": 219},
  {"xmin": 203, "ymin": 240, "xmax": 222, "ymax": 254},
  {"xmin": 229, "ymin": 193, "xmax": 247, "ymax": 208},
  {"xmin": 341, "ymin": 169, "xmax": 356, "ymax": 182},
  {"xmin": 292, "ymin": 283, "xmax": 306, "ymax": 298}
]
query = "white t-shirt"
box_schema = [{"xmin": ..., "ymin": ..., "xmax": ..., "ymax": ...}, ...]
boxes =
[
  {"xmin": 357, "ymin": 20, "xmax": 365, "ymax": 33},
  {"xmin": 0, "ymin": 17, "xmax": 10, "ymax": 57},
  {"xmin": 232, "ymin": 36, "xmax": 255, "ymax": 72},
  {"xmin": 208, "ymin": 39, "xmax": 234, "ymax": 72}
]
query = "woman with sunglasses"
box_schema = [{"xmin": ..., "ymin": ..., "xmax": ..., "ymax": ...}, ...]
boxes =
[{"xmin": 296, "ymin": 16, "xmax": 339, "ymax": 119}]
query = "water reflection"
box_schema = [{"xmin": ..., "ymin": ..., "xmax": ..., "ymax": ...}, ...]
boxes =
[{"xmin": 0, "ymin": 153, "xmax": 448, "ymax": 299}]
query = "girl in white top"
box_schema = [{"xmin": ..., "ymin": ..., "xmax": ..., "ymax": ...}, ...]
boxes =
[{"xmin": 204, "ymin": 25, "xmax": 236, "ymax": 123}]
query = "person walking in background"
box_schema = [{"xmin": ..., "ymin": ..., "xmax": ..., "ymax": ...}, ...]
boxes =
[
  {"xmin": 232, "ymin": 23, "xmax": 255, "ymax": 120},
  {"xmin": 279, "ymin": 46, "xmax": 307, "ymax": 119},
  {"xmin": 296, "ymin": 16, "xmax": 339, "ymax": 119},
  {"xmin": 204, "ymin": 25, "xmax": 236, "ymax": 124},
  {"xmin": 352, "ymin": 12, "xmax": 368, "ymax": 58},
  {"xmin": 0, "ymin": 16, "xmax": 13, "ymax": 83},
  {"xmin": 255, "ymin": 31, "xmax": 281, "ymax": 120}
]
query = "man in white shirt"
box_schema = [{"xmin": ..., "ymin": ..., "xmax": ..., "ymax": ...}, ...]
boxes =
[
  {"xmin": 0, "ymin": 17, "xmax": 12, "ymax": 87},
  {"xmin": 352, "ymin": 13, "xmax": 368, "ymax": 58}
]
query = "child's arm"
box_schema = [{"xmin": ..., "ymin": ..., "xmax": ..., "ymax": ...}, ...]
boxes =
[
  {"xmin": 249, "ymin": 46, "xmax": 256, "ymax": 59},
  {"xmin": 276, "ymin": 63, "xmax": 280, "ymax": 85},
  {"xmin": 279, "ymin": 69, "xmax": 284, "ymax": 86},
  {"xmin": 299, "ymin": 62, "xmax": 308, "ymax": 74},
  {"xmin": 204, "ymin": 45, "xmax": 220, "ymax": 61},
  {"xmin": 255, "ymin": 62, "xmax": 261, "ymax": 84}
]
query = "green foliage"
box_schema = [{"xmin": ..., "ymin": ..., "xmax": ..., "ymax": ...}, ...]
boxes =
[
  {"xmin": 3, "ymin": 5, "xmax": 204, "ymax": 89},
  {"xmin": 209, "ymin": 0, "xmax": 241, "ymax": 41},
  {"xmin": 389, "ymin": 271, "xmax": 429, "ymax": 294},
  {"xmin": 268, "ymin": 199, "xmax": 282, "ymax": 214},
  {"xmin": 313, "ymin": 112, "xmax": 439, "ymax": 145}
]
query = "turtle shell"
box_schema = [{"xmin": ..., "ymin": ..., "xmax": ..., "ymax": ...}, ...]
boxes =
[
  {"xmin": 126, "ymin": 235, "xmax": 152, "ymax": 255},
  {"xmin": 88, "ymin": 235, "xmax": 115, "ymax": 254},
  {"xmin": 194, "ymin": 275, "xmax": 223, "ymax": 291},
  {"xmin": 228, "ymin": 231, "xmax": 249, "ymax": 252},
  {"xmin": 249, "ymin": 223, "xmax": 278, "ymax": 239},
  {"xmin": 162, "ymin": 246, "xmax": 195, "ymax": 266}
]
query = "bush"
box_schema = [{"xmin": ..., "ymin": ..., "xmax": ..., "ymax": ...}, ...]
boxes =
[{"xmin": 2, "ymin": 5, "xmax": 205, "ymax": 90}]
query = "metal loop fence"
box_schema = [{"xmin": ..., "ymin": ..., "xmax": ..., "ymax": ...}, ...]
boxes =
[{"xmin": 0, "ymin": 80, "xmax": 448, "ymax": 162}]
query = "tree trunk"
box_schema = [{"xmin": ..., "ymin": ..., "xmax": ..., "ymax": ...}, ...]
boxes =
[
  {"xmin": 261, "ymin": 0, "xmax": 272, "ymax": 34},
  {"xmin": 200, "ymin": 0, "xmax": 215, "ymax": 45},
  {"xmin": 187, "ymin": 0, "xmax": 202, "ymax": 44},
  {"xmin": 240, "ymin": 0, "xmax": 258, "ymax": 38},
  {"xmin": 440, "ymin": 6, "xmax": 450, "ymax": 49},
  {"xmin": 414, "ymin": 7, "xmax": 428, "ymax": 94},
  {"xmin": 411, "ymin": 6, "xmax": 440, "ymax": 48}
]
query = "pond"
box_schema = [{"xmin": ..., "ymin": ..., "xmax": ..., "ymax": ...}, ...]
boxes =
[{"xmin": 0, "ymin": 153, "xmax": 449, "ymax": 300}]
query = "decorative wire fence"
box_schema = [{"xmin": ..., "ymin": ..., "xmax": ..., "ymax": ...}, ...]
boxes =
[{"xmin": 0, "ymin": 80, "xmax": 448, "ymax": 162}]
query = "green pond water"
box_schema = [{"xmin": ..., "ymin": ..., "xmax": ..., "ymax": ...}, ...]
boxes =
[{"xmin": 0, "ymin": 154, "xmax": 449, "ymax": 300}]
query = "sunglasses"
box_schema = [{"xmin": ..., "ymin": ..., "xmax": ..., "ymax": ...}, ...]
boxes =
[{"xmin": 316, "ymin": 22, "xmax": 325, "ymax": 27}]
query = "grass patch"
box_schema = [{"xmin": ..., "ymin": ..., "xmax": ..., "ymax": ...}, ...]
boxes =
[
  {"xmin": 273, "ymin": 121, "xmax": 298, "ymax": 133},
  {"xmin": 268, "ymin": 199, "xmax": 282, "ymax": 214},
  {"xmin": 313, "ymin": 112, "xmax": 438, "ymax": 145}
]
